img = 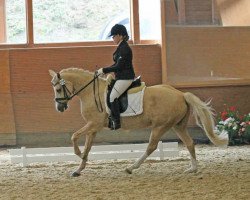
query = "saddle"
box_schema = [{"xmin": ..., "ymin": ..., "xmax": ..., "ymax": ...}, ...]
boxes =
[{"xmin": 106, "ymin": 76, "xmax": 145, "ymax": 113}]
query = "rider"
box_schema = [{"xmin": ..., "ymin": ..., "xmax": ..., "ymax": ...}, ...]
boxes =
[{"xmin": 96, "ymin": 24, "xmax": 136, "ymax": 130}]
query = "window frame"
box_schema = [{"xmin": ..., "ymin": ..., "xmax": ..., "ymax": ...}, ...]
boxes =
[
  {"xmin": 0, "ymin": 0, "xmax": 159, "ymax": 49},
  {"xmin": 0, "ymin": 0, "xmax": 6, "ymax": 43}
]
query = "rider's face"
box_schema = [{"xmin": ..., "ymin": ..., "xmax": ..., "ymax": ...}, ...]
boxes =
[{"xmin": 112, "ymin": 34, "xmax": 123, "ymax": 45}]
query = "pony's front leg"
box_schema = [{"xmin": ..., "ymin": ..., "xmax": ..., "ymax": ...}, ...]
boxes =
[
  {"xmin": 71, "ymin": 122, "xmax": 93, "ymax": 157},
  {"xmin": 72, "ymin": 132, "xmax": 97, "ymax": 177}
]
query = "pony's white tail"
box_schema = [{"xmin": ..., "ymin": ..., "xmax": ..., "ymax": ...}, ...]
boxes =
[{"xmin": 184, "ymin": 92, "xmax": 228, "ymax": 146}]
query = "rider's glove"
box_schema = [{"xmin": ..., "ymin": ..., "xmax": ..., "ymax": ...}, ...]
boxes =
[{"xmin": 96, "ymin": 68, "xmax": 104, "ymax": 76}]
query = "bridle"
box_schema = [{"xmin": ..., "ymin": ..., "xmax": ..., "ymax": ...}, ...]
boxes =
[{"xmin": 52, "ymin": 72, "xmax": 103, "ymax": 112}]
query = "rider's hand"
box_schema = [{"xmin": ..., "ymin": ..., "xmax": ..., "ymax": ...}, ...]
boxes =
[{"xmin": 96, "ymin": 68, "xmax": 104, "ymax": 76}]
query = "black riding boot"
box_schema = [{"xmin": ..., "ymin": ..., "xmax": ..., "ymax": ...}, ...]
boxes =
[
  {"xmin": 108, "ymin": 116, "xmax": 112, "ymax": 128},
  {"xmin": 110, "ymin": 99, "xmax": 121, "ymax": 130}
]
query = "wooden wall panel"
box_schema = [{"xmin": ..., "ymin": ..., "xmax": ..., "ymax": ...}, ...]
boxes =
[
  {"xmin": 165, "ymin": 0, "xmax": 220, "ymax": 25},
  {"xmin": 165, "ymin": 0, "xmax": 178, "ymax": 24},
  {"xmin": 216, "ymin": 0, "xmax": 250, "ymax": 26},
  {"xmin": 165, "ymin": 26, "xmax": 250, "ymax": 83},
  {"xmin": 0, "ymin": 50, "xmax": 16, "ymax": 145},
  {"xmin": 9, "ymin": 45, "xmax": 162, "ymax": 134},
  {"xmin": 185, "ymin": 0, "xmax": 212, "ymax": 24}
]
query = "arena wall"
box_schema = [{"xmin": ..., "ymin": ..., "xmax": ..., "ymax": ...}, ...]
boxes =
[
  {"xmin": 165, "ymin": 26, "xmax": 250, "ymax": 80},
  {"xmin": 0, "ymin": 44, "xmax": 162, "ymax": 146},
  {"xmin": 1, "ymin": 26, "xmax": 250, "ymax": 146}
]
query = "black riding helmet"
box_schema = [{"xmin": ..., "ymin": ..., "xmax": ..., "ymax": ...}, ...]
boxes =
[{"xmin": 109, "ymin": 24, "xmax": 128, "ymax": 38}]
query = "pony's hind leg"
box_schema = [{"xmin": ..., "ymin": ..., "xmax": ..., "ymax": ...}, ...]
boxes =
[
  {"xmin": 173, "ymin": 126, "xmax": 197, "ymax": 173},
  {"xmin": 126, "ymin": 126, "xmax": 167, "ymax": 174},
  {"xmin": 173, "ymin": 104, "xmax": 197, "ymax": 173}
]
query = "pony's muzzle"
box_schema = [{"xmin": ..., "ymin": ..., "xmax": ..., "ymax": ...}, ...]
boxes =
[{"xmin": 56, "ymin": 102, "xmax": 68, "ymax": 112}]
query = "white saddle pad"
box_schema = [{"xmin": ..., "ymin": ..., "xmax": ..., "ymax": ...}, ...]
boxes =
[{"xmin": 105, "ymin": 87, "xmax": 145, "ymax": 117}]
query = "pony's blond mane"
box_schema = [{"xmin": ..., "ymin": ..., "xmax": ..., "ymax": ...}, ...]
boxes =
[
  {"xmin": 59, "ymin": 67, "xmax": 106, "ymax": 81},
  {"xmin": 60, "ymin": 68, "xmax": 92, "ymax": 75}
]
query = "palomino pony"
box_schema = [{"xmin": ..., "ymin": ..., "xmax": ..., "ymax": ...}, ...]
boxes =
[{"xmin": 49, "ymin": 68, "xmax": 228, "ymax": 177}]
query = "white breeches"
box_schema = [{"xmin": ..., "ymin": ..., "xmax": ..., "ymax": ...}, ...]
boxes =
[{"xmin": 110, "ymin": 80, "xmax": 133, "ymax": 102}]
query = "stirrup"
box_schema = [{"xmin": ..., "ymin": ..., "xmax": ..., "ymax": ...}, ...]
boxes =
[{"xmin": 110, "ymin": 120, "xmax": 121, "ymax": 130}]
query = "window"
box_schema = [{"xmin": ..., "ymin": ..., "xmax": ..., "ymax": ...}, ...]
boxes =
[
  {"xmin": 139, "ymin": 0, "xmax": 161, "ymax": 40},
  {"xmin": 32, "ymin": 0, "xmax": 130, "ymax": 43},
  {"xmin": 0, "ymin": 0, "xmax": 27, "ymax": 44},
  {"xmin": 0, "ymin": 0, "xmax": 160, "ymax": 46}
]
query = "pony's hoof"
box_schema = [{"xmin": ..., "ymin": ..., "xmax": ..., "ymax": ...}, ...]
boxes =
[
  {"xmin": 71, "ymin": 172, "xmax": 81, "ymax": 177},
  {"xmin": 125, "ymin": 168, "xmax": 132, "ymax": 174},
  {"xmin": 184, "ymin": 168, "xmax": 197, "ymax": 173}
]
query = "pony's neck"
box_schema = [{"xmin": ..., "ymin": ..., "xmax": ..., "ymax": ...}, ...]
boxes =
[{"xmin": 61, "ymin": 69, "xmax": 106, "ymax": 96}]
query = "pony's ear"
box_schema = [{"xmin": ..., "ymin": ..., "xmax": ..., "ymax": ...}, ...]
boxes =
[{"xmin": 49, "ymin": 69, "xmax": 56, "ymax": 77}]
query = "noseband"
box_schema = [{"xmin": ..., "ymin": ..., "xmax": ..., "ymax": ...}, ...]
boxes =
[{"xmin": 53, "ymin": 72, "xmax": 103, "ymax": 112}]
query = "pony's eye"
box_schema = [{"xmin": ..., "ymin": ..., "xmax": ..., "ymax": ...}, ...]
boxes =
[{"xmin": 56, "ymin": 88, "xmax": 62, "ymax": 93}]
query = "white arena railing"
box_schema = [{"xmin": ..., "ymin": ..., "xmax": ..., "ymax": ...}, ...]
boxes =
[{"xmin": 9, "ymin": 141, "xmax": 179, "ymax": 167}]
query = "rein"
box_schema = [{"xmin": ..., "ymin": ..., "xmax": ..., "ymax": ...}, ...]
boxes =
[
  {"xmin": 54, "ymin": 72, "xmax": 103, "ymax": 113},
  {"xmin": 93, "ymin": 73, "xmax": 104, "ymax": 112}
]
